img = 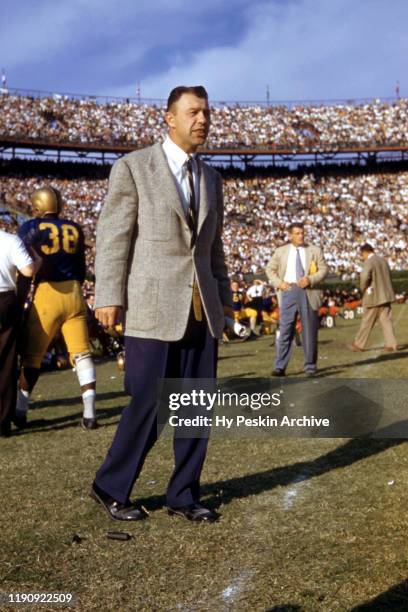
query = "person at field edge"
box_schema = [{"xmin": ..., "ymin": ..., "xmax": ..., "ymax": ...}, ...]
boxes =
[
  {"xmin": 266, "ymin": 222, "xmax": 328, "ymax": 376},
  {"xmin": 0, "ymin": 229, "xmax": 39, "ymax": 436},
  {"xmin": 91, "ymin": 85, "xmax": 232, "ymax": 523},
  {"xmin": 350, "ymin": 243, "xmax": 397, "ymax": 352}
]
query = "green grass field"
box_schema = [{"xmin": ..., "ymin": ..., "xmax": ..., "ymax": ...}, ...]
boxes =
[{"xmin": 1, "ymin": 305, "xmax": 408, "ymax": 611}]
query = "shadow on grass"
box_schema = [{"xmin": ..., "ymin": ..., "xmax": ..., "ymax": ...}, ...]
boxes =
[
  {"xmin": 32, "ymin": 389, "xmax": 128, "ymax": 409},
  {"xmin": 266, "ymin": 606, "xmax": 302, "ymax": 612},
  {"xmin": 230, "ymin": 371, "xmax": 258, "ymax": 377},
  {"xmin": 218, "ymin": 372, "xmax": 259, "ymax": 378},
  {"xmin": 14, "ymin": 404, "xmax": 125, "ymax": 435},
  {"xmin": 292, "ymin": 348, "xmax": 408, "ymax": 377},
  {"xmin": 266, "ymin": 606, "xmax": 302, "ymax": 611},
  {"xmin": 219, "ymin": 353, "xmax": 258, "ymax": 361},
  {"xmin": 351, "ymin": 578, "xmax": 408, "ymax": 611},
  {"xmin": 370, "ymin": 343, "xmax": 408, "ymax": 352},
  {"xmin": 138, "ymin": 429, "xmax": 406, "ymax": 512}
]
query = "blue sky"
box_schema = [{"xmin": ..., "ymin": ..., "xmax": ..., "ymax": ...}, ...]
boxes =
[{"xmin": 2, "ymin": 0, "xmax": 407, "ymax": 103}]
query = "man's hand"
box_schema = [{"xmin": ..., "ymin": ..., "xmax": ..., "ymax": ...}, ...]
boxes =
[
  {"xmin": 95, "ymin": 306, "xmax": 123, "ymax": 328},
  {"xmin": 29, "ymin": 248, "xmax": 43, "ymax": 274},
  {"xmin": 297, "ymin": 276, "xmax": 311, "ymax": 289},
  {"xmin": 279, "ymin": 281, "xmax": 291, "ymax": 291}
]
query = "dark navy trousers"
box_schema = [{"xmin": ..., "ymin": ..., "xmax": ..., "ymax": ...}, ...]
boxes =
[
  {"xmin": 275, "ymin": 286, "xmax": 319, "ymax": 373},
  {"xmin": 95, "ymin": 317, "xmax": 217, "ymax": 507}
]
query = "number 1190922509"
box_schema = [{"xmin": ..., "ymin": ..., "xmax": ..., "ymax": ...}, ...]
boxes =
[{"xmin": 0, "ymin": 592, "xmax": 75, "ymax": 606}]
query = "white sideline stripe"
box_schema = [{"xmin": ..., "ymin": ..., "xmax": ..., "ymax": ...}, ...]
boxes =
[
  {"xmin": 282, "ymin": 471, "xmax": 310, "ymax": 510},
  {"xmin": 280, "ymin": 308, "xmax": 406, "ymax": 510},
  {"xmin": 221, "ymin": 570, "xmax": 253, "ymax": 602}
]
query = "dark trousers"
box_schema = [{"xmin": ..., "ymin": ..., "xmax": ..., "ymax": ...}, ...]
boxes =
[
  {"xmin": 275, "ymin": 286, "xmax": 319, "ymax": 373},
  {"xmin": 0, "ymin": 291, "xmax": 18, "ymax": 432},
  {"xmin": 95, "ymin": 315, "xmax": 217, "ymax": 507}
]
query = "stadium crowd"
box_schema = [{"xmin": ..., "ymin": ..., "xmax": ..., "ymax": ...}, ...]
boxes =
[
  {"xmin": 222, "ymin": 171, "xmax": 408, "ymax": 276},
  {"xmin": 1, "ymin": 170, "xmax": 407, "ymax": 280},
  {"xmin": 1, "ymin": 92, "xmax": 407, "ymax": 150}
]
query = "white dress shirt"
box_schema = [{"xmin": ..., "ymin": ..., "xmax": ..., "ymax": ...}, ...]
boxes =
[
  {"xmin": 162, "ymin": 135, "xmax": 200, "ymax": 214},
  {"xmin": 0, "ymin": 229, "xmax": 33, "ymax": 292},
  {"xmin": 284, "ymin": 245, "xmax": 307, "ymax": 283}
]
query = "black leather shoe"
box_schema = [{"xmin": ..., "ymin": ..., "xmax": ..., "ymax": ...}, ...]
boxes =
[
  {"xmin": 90, "ymin": 484, "xmax": 147, "ymax": 521},
  {"xmin": 167, "ymin": 503, "xmax": 220, "ymax": 523},
  {"xmin": 12, "ymin": 412, "xmax": 27, "ymax": 430},
  {"xmin": 81, "ymin": 417, "xmax": 98, "ymax": 430},
  {"xmin": 271, "ymin": 369, "xmax": 285, "ymax": 377},
  {"xmin": 0, "ymin": 420, "xmax": 11, "ymax": 437}
]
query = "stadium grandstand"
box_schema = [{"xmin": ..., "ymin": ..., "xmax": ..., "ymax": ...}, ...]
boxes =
[
  {"xmin": 0, "ymin": 88, "xmax": 407, "ymax": 285},
  {"xmin": 0, "ymin": 89, "xmax": 407, "ymax": 165}
]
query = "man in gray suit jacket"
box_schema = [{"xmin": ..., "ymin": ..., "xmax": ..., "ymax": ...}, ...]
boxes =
[
  {"xmin": 90, "ymin": 86, "xmax": 232, "ymax": 523},
  {"xmin": 266, "ymin": 223, "xmax": 328, "ymax": 376},
  {"xmin": 351, "ymin": 243, "xmax": 397, "ymax": 352}
]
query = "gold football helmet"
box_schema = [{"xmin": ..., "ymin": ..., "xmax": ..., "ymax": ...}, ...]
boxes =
[{"xmin": 31, "ymin": 187, "xmax": 63, "ymax": 217}]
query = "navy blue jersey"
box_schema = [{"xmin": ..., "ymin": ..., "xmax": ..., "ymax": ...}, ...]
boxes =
[
  {"xmin": 262, "ymin": 296, "xmax": 273, "ymax": 312},
  {"xmin": 19, "ymin": 217, "xmax": 86, "ymax": 283},
  {"xmin": 232, "ymin": 290, "xmax": 244, "ymax": 312}
]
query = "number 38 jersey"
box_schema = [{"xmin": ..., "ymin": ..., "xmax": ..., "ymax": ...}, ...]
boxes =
[{"xmin": 19, "ymin": 217, "xmax": 86, "ymax": 284}]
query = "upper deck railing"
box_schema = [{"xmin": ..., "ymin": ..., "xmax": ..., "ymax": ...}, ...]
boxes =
[{"xmin": 0, "ymin": 86, "xmax": 402, "ymax": 109}]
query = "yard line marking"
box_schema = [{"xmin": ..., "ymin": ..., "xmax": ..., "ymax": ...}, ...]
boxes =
[
  {"xmin": 282, "ymin": 471, "xmax": 310, "ymax": 510},
  {"xmin": 221, "ymin": 570, "xmax": 253, "ymax": 603}
]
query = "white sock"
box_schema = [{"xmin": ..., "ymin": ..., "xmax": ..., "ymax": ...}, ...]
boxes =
[
  {"xmin": 82, "ymin": 389, "xmax": 96, "ymax": 419},
  {"xmin": 16, "ymin": 389, "xmax": 30, "ymax": 415}
]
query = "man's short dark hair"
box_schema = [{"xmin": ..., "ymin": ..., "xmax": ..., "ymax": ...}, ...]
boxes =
[
  {"xmin": 360, "ymin": 243, "xmax": 374, "ymax": 253},
  {"xmin": 288, "ymin": 222, "xmax": 304, "ymax": 232},
  {"xmin": 166, "ymin": 86, "xmax": 208, "ymax": 111}
]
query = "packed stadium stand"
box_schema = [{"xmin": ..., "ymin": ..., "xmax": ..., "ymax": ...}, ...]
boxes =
[
  {"xmin": 1, "ymin": 166, "xmax": 407, "ymax": 280},
  {"xmin": 0, "ymin": 90, "xmax": 407, "ymax": 286},
  {"xmin": 1, "ymin": 91, "xmax": 407, "ymax": 158}
]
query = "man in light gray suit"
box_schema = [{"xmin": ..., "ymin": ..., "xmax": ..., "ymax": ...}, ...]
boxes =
[
  {"xmin": 351, "ymin": 243, "xmax": 397, "ymax": 352},
  {"xmin": 91, "ymin": 86, "xmax": 232, "ymax": 523},
  {"xmin": 266, "ymin": 223, "xmax": 328, "ymax": 376}
]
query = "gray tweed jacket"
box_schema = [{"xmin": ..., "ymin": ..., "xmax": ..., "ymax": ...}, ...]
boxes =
[{"xmin": 94, "ymin": 143, "xmax": 232, "ymax": 340}]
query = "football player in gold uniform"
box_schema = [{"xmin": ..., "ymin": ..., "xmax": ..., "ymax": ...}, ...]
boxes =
[{"xmin": 17, "ymin": 187, "xmax": 97, "ymax": 430}]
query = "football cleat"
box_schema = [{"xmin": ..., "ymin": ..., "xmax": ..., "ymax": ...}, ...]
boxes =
[{"xmin": 81, "ymin": 417, "xmax": 98, "ymax": 431}]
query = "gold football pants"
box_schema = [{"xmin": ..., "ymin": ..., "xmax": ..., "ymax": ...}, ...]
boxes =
[{"xmin": 22, "ymin": 281, "xmax": 90, "ymax": 369}]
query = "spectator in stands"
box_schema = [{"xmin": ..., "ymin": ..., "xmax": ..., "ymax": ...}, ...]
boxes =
[
  {"xmin": 1, "ymin": 168, "xmax": 407, "ymax": 283},
  {"xmin": 1, "ymin": 93, "xmax": 407, "ymax": 151}
]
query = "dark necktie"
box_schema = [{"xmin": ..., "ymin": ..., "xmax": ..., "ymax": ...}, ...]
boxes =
[
  {"xmin": 185, "ymin": 156, "xmax": 202, "ymax": 321},
  {"xmin": 296, "ymin": 248, "xmax": 305, "ymax": 281},
  {"xmin": 185, "ymin": 156, "xmax": 198, "ymax": 249}
]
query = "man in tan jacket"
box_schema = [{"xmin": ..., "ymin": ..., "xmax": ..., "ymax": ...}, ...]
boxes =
[
  {"xmin": 266, "ymin": 223, "xmax": 328, "ymax": 376},
  {"xmin": 351, "ymin": 243, "xmax": 397, "ymax": 352}
]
